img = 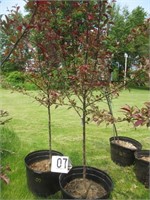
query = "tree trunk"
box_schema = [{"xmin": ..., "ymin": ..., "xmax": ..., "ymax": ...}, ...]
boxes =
[
  {"xmin": 105, "ymin": 89, "xmax": 118, "ymax": 137},
  {"xmin": 82, "ymin": 92, "xmax": 86, "ymax": 180},
  {"xmin": 47, "ymin": 94, "xmax": 52, "ymax": 163}
]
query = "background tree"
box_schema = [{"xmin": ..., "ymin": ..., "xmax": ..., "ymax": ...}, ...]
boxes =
[{"xmin": 108, "ymin": 5, "xmax": 149, "ymax": 82}]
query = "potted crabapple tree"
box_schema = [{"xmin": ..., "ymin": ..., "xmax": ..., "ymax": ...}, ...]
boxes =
[
  {"xmin": 121, "ymin": 102, "xmax": 150, "ymax": 188},
  {"xmin": 52, "ymin": 1, "xmax": 114, "ymax": 199},
  {"xmin": 108, "ymin": 18, "xmax": 149, "ymax": 168},
  {"xmin": 1, "ymin": 1, "xmax": 65, "ymax": 197},
  {"xmin": 92, "ymin": 15, "xmax": 150, "ymax": 168}
]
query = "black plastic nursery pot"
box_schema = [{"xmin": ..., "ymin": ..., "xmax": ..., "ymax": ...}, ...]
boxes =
[
  {"xmin": 134, "ymin": 150, "xmax": 150, "ymax": 188},
  {"xmin": 25, "ymin": 150, "xmax": 63, "ymax": 197},
  {"xmin": 109, "ymin": 136, "xmax": 142, "ymax": 167},
  {"xmin": 59, "ymin": 166, "xmax": 113, "ymax": 199}
]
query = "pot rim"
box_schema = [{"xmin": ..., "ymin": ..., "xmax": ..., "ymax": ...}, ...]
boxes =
[
  {"xmin": 59, "ymin": 165, "xmax": 113, "ymax": 199},
  {"xmin": 24, "ymin": 149, "xmax": 63, "ymax": 174},
  {"xmin": 134, "ymin": 149, "xmax": 150, "ymax": 163},
  {"xmin": 109, "ymin": 136, "xmax": 142, "ymax": 150}
]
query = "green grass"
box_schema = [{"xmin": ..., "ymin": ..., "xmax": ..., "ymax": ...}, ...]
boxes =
[{"xmin": 0, "ymin": 88, "xmax": 150, "ymax": 199}]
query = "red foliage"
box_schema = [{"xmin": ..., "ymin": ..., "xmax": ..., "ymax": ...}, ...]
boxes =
[
  {"xmin": 35, "ymin": 0, "xmax": 50, "ymax": 12},
  {"xmin": 17, "ymin": 25, "xmax": 22, "ymax": 32},
  {"xmin": 87, "ymin": 14, "xmax": 94, "ymax": 21},
  {"xmin": 36, "ymin": 0, "xmax": 49, "ymax": 6},
  {"xmin": 121, "ymin": 102, "xmax": 150, "ymax": 127},
  {"xmin": 72, "ymin": 2, "xmax": 80, "ymax": 8}
]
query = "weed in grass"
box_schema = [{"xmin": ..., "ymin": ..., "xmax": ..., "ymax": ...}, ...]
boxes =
[{"xmin": 0, "ymin": 126, "xmax": 20, "ymax": 158}]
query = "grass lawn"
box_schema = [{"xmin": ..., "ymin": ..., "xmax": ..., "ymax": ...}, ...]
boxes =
[{"xmin": 1, "ymin": 87, "xmax": 150, "ymax": 199}]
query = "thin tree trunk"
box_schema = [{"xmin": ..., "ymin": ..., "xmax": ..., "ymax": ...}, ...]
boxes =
[
  {"xmin": 47, "ymin": 94, "xmax": 52, "ymax": 164},
  {"xmin": 82, "ymin": 92, "xmax": 86, "ymax": 180},
  {"xmin": 105, "ymin": 89, "xmax": 118, "ymax": 137},
  {"xmin": 82, "ymin": 2, "xmax": 89, "ymax": 181}
]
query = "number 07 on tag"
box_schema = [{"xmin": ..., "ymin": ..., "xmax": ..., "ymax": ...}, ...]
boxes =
[{"xmin": 51, "ymin": 156, "xmax": 72, "ymax": 173}]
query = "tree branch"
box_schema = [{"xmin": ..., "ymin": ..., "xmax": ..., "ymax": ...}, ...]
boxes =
[{"xmin": 1, "ymin": 6, "xmax": 38, "ymax": 66}]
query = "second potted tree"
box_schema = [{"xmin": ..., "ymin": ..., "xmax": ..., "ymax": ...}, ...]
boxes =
[
  {"xmin": 56, "ymin": 1, "xmax": 114, "ymax": 199},
  {"xmin": 120, "ymin": 102, "xmax": 150, "ymax": 187}
]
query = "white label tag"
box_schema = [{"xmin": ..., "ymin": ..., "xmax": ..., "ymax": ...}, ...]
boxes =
[{"xmin": 51, "ymin": 156, "xmax": 72, "ymax": 173}]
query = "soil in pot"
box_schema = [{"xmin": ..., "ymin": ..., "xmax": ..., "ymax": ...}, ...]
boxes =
[
  {"xmin": 138, "ymin": 156, "xmax": 150, "ymax": 162},
  {"xmin": 110, "ymin": 136, "xmax": 142, "ymax": 166},
  {"xmin": 64, "ymin": 178, "xmax": 107, "ymax": 199},
  {"xmin": 134, "ymin": 150, "xmax": 150, "ymax": 188},
  {"xmin": 59, "ymin": 166, "xmax": 113, "ymax": 199},
  {"xmin": 111, "ymin": 140, "xmax": 137, "ymax": 150},
  {"xmin": 25, "ymin": 150, "xmax": 63, "ymax": 197},
  {"xmin": 29, "ymin": 159, "xmax": 51, "ymax": 172}
]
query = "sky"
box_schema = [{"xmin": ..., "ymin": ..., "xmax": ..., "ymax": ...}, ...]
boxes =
[
  {"xmin": 0, "ymin": 0, "xmax": 26, "ymax": 15},
  {"xmin": 0, "ymin": 0, "xmax": 150, "ymax": 16},
  {"xmin": 116, "ymin": 0, "xmax": 150, "ymax": 14}
]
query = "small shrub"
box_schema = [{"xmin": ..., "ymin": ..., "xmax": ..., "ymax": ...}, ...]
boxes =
[
  {"xmin": 23, "ymin": 81, "xmax": 37, "ymax": 90},
  {"xmin": 2, "ymin": 72, "xmax": 37, "ymax": 90},
  {"xmin": 5, "ymin": 71, "xmax": 25, "ymax": 88}
]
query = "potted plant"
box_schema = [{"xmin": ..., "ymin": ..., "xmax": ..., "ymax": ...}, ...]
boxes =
[
  {"xmin": 1, "ymin": 1, "xmax": 65, "ymax": 197},
  {"xmin": 101, "ymin": 6, "xmax": 149, "ymax": 168},
  {"xmin": 54, "ymin": 1, "xmax": 114, "ymax": 199},
  {"xmin": 120, "ymin": 102, "xmax": 150, "ymax": 187},
  {"xmin": 103, "ymin": 57, "xmax": 149, "ymax": 167},
  {"xmin": 23, "ymin": 2, "xmax": 66, "ymax": 197},
  {"xmin": 109, "ymin": 96, "xmax": 142, "ymax": 167},
  {"xmin": 89, "ymin": 74, "xmax": 142, "ymax": 166},
  {"xmin": 93, "ymin": 56, "xmax": 149, "ymax": 168},
  {"xmin": 109, "ymin": 135, "xmax": 142, "ymax": 166}
]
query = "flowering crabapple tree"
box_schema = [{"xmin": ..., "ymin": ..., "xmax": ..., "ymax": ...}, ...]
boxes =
[
  {"xmin": 50, "ymin": 0, "xmax": 117, "ymax": 180},
  {"xmin": 0, "ymin": 1, "xmax": 65, "ymax": 162}
]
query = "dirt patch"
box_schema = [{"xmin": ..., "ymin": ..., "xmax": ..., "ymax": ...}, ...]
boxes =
[
  {"xmin": 139, "ymin": 156, "xmax": 150, "ymax": 162},
  {"xmin": 64, "ymin": 178, "xmax": 107, "ymax": 199},
  {"xmin": 112, "ymin": 140, "xmax": 137, "ymax": 150},
  {"xmin": 29, "ymin": 159, "xmax": 51, "ymax": 172}
]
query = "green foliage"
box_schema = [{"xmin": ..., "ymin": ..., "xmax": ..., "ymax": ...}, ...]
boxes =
[
  {"xmin": 2, "ymin": 71, "xmax": 37, "ymax": 90},
  {"xmin": 109, "ymin": 5, "xmax": 148, "ymax": 78},
  {"xmin": 128, "ymin": 70, "xmax": 149, "ymax": 87},
  {"xmin": 1, "ymin": 62, "xmax": 20, "ymax": 73},
  {"xmin": 112, "ymin": 67, "xmax": 119, "ymax": 82},
  {"xmin": 6, "ymin": 71, "xmax": 25, "ymax": 88},
  {"xmin": 23, "ymin": 81, "xmax": 38, "ymax": 90}
]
